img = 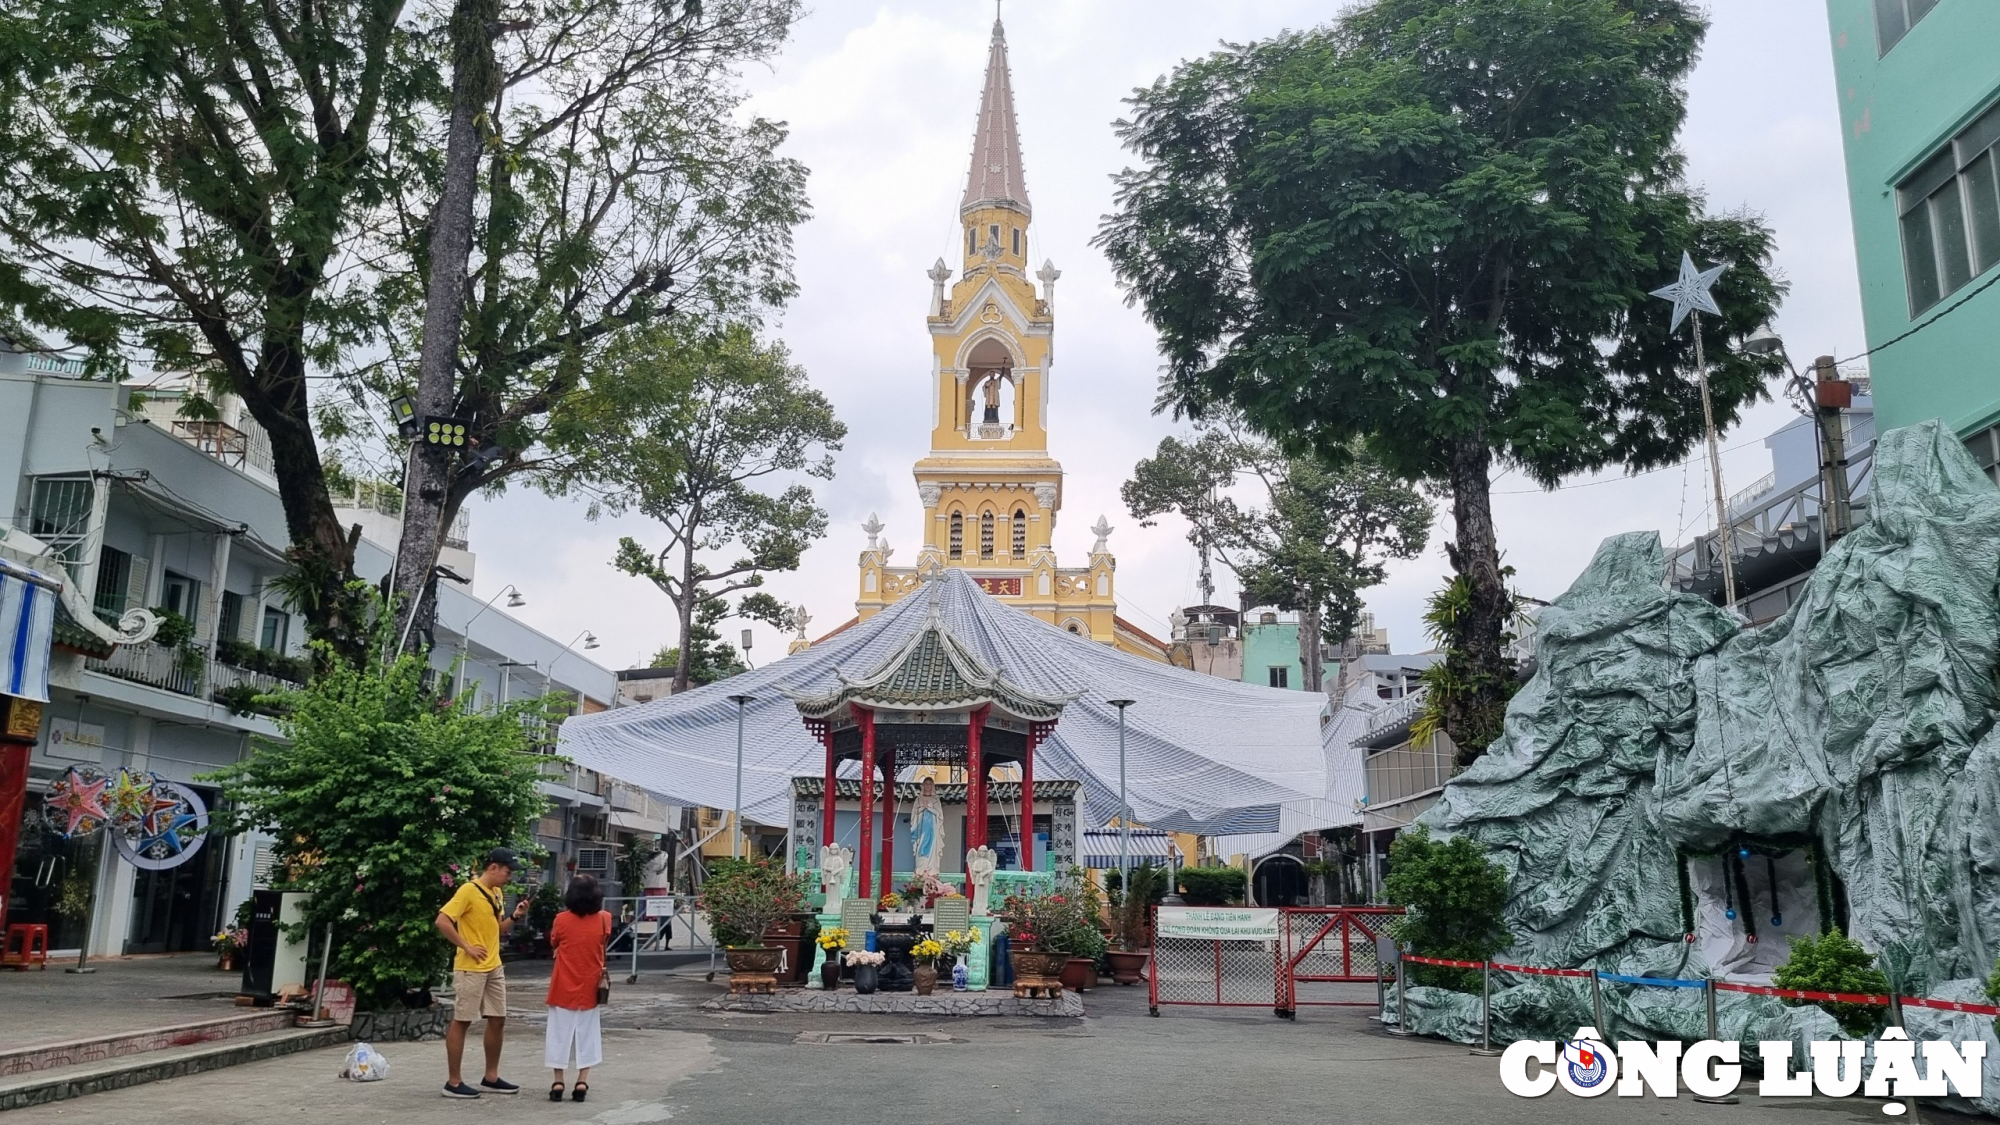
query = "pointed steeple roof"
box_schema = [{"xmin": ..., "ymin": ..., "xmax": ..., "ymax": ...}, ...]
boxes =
[{"xmin": 960, "ymin": 17, "xmax": 1031, "ymax": 218}]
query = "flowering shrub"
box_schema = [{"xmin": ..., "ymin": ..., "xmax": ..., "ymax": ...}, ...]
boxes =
[
  {"xmin": 206, "ymin": 611, "xmax": 550, "ymax": 1009},
  {"xmin": 815, "ymin": 926, "xmax": 850, "ymax": 953},
  {"xmin": 998, "ymin": 868, "xmax": 1105, "ymax": 955},
  {"xmin": 700, "ymin": 856, "xmax": 809, "ymax": 948},
  {"xmin": 938, "ymin": 928, "xmax": 978, "ymax": 958},
  {"xmin": 212, "ymin": 928, "xmax": 249, "ymax": 953},
  {"xmin": 912, "ymin": 937, "xmax": 943, "ymax": 963},
  {"xmin": 877, "ymin": 891, "xmax": 904, "ymax": 911}
]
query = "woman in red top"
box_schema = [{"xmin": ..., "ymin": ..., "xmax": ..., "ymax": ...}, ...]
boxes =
[{"xmin": 544, "ymin": 874, "xmax": 612, "ymax": 1102}]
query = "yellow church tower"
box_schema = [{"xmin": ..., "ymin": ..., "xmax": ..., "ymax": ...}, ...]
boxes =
[{"xmin": 853, "ymin": 15, "xmax": 1167, "ymax": 662}]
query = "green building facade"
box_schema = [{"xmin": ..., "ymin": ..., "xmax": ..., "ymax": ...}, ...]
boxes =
[
  {"xmin": 1826, "ymin": 0, "xmax": 2000, "ymax": 482},
  {"xmin": 1238, "ymin": 609, "xmax": 1304, "ymax": 691}
]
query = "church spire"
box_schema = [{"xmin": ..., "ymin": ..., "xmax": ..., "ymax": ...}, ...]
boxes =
[{"xmin": 960, "ymin": 15, "xmax": 1030, "ymax": 218}]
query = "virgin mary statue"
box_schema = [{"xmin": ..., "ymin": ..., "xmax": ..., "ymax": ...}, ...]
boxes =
[{"xmin": 911, "ymin": 777, "xmax": 945, "ymax": 880}]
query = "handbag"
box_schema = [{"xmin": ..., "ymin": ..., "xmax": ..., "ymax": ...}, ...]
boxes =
[{"xmin": 596, "ymin": 968, "xmax": 611, "ymax": 1006}]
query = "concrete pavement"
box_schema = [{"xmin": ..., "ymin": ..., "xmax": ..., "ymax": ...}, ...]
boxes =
[{"xmin": 0, "ymin": 969, "xmax": 1978, "ymax": 1124}]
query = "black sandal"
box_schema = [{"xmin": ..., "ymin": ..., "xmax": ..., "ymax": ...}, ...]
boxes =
[
  {"xmin": 548, "ymin": 1082, "xmax": 564, "ymax": 1102},
  {"xmin": 572, "ymin": 1082, "xmax": 589, "ymax": 1103}
]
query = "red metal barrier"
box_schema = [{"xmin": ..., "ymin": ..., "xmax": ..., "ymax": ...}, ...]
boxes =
[{"xmin": 1278, "ymin": 906, "xmax": 1404, "ymax": 1015}]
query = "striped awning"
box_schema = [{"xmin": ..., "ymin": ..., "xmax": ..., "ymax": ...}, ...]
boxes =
[
  {"xmin": 0, "ymin": 558, "xmax": 59, "ymax": 703},
  {"xmin": 1082, "ymin": 828, "xmax": 1174, "ymax": 868}
]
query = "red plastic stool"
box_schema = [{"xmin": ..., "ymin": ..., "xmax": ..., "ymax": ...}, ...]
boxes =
[{"xmin": 3, "ymin": 923, "xmax": 50, "ymax": 970}]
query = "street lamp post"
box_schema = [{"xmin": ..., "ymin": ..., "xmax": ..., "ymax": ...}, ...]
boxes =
[
  {"xmin": 728, "ymin": 694, "xmax": 756, "ymax": 859},
  {"xmin": 1108, "ymin": 699, "xmax": 1136, "ymax": 890},
  {"xmin": 454, "ymin": 585, "xmax": 524, "ymax": 698}
]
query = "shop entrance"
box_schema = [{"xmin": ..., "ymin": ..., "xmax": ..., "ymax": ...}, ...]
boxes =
[
  {"xmin": 6, "ymin": 791, "xmax": 105, "ymax": 952},
  {"xmin": 124, "ymin": 784, "xmax": 226, "ymax": 954}
]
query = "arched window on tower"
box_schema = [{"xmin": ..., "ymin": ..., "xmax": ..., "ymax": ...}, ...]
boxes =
[
  {"xmin": 1012, "ymin": 228, "xmax": 1022, "ymax": 256},
  {"xmin": 949, "ymin": 511, "xmax": 964, "ymax": 559},
  {"xmin": 967, "ymin": 227, "xmax": 977, "ymax": 256},
  {"xmin": 979, "ymin": 511, "xmax": 995, "ymax": 559},
  {"xmin": 1012, "ymin": 509, "xmax": 1027, "ymax": 558}
]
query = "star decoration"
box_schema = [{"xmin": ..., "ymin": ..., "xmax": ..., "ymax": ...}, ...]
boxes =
[
  {"xmin": 1650, "ymin": 251, "xmax": 1727, "ymax": 332},
  {"xmin": 136, "ymin": 811, "xmax": 200, "ymax": 860},
  {"xmin": 141, "ymin": 786, "xmax": 188, "ymax": 836},
  {"xmin": 47, "ymin": 767, "xmax": 110, "ymax": 837},
  {"xmin": 104, "ymin": 769, "xmax": 153, "ymax": 829}
]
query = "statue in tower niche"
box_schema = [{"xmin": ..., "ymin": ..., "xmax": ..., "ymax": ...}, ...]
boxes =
[
  {"xmin": 980, "ymin": 369, "xmax": 1007, "ymax": 424},
  {"xmin": 911, "ymin": 777, "xmax": 946, "ymax": 881}
]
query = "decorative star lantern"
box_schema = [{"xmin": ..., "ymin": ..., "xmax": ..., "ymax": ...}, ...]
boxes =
[
  {"xmin": 103, "ymin": 768, "xmax": 156, "ymax": 833},
  {"xmin": 1649, "ymin": 251, "xmax": 1727, "ymax": 333},
  {"xmin": 45, "ymin": 767, "xmax": 111, "ymax": 838}
]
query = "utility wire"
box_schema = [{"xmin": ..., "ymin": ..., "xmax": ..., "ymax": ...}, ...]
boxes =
[{"xmin": 1831, "ymin": 268, "xmax": 2000, "ymax": 367}]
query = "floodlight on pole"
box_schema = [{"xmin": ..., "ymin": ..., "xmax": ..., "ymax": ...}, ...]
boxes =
[
  {"xmin": 741, "ymin": 628, "xmax": 754, "ymax": 670},
  {"xmin": 728, "ymin": 694, "xmax": 756, "ymax": 858},
  {"xmin": 1108, "ymin": 699, "xmax": 1137, "ymax": 890}
]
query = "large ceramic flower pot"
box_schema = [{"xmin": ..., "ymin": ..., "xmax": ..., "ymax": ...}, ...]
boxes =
[
  {"xmin": 853, "ymin": 964, "xmax": 879, "ymax": 994},
  {"xmin": 723, "ymin": 947, "xmax": 782, "ymax": 974},
  {"xmin": 913, "ymin": 963, "xmax": 938, "ymax": 996},
  {"xmin": 1105, "ymin": 950, "xmax": 1149, "ymax": 986},
  {"xmin": 1060, "ymin": 957, "xmax": 1095, "ymax": 992},
  {"xmin": 820, "ymin": 957, "xmax": 843, "ymax": 991},
  {"xmin": 1009, "ymin": 949, "xmax": 1065, "ymax": 981}
]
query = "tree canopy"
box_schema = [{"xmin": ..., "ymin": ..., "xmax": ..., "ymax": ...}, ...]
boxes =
[
  {"xmin": 1099, "ymin": 0, "xmax": 1784, "ymax": 753},
  {"xmin": 609, "ymin": 322, "xmax": 843, "ymax": 692},
  {"xmin": 0, "ymin": 0, "xmax": 808, "ymax": 659},
  {"xmin": 1124, "ymin": 427, "xmax": 1429, "ymax": 690}
]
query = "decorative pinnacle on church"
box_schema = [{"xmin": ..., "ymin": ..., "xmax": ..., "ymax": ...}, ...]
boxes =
[{"xmin": 961, "ymin": 11, "xmax": 1030, "ymax": 218}]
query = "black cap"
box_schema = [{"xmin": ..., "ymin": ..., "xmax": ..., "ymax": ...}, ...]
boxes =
[{"xmin": 484, "ymin": 847, "xmax": 520, "ymax": 871}]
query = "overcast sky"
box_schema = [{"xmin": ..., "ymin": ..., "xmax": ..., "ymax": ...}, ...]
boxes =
[{"xmin": 471, "ymin": 0, "xmax": 1864, "ymax": 676}]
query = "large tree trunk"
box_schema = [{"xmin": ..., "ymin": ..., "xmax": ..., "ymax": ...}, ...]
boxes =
[
  {"xmin": 389, "ymin": 0, "xmax": 502, "ymax": 654},
  {"xmin": 236, "ymin": 347, "xmax": 366, "ymax": 667},
  {"xmin": 1297, "ymin": 604, "xmax": 1324, "ymax": 693},
  {"xmin": 673, "ymin": 543, "xmax": 697, "ymax": 693},
  {"xmin": 1442, "ymin": 435, "xmax": 1512, "ymax": 765}
]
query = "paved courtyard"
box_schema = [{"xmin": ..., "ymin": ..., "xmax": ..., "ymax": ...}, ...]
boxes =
[{"xmin": 1, "ymin": 958, "xmax": 1980, "ymax": 1124}]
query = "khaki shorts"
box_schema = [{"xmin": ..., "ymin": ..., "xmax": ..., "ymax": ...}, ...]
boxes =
[{"xmin": 452, "ymin": 966, "xmax": 507, "ymax": 1021}]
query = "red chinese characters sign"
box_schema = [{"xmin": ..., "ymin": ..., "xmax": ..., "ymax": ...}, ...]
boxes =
[{"xmin": 974, "ymin": 577, "xmax": 1022, "ymax": 596}]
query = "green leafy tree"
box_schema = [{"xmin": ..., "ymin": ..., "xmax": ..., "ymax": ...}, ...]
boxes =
[
  {"xmin": 1383, "ymin": 826, "xmax": 1511, "ymax": 991},
  {"xmin": 1125, "ymin": 427, "xmax": 1429, "ymax": 690},
  {"xmin": 205, "ymin": 604, "xmax": 551, "ymax": 1008},
  {"xmin": 610, "ymin": 323, "xmax": 844, "ymax": 692},
  {"xmin": 0, "ymin": 0, "xmax": 807, "ymax": 661},
  {"xmin": 1773, "ymin": 931, "xmax": 1891, "ymax": 1039},
  {"xmin": 1098, "ymin": 0, "xmax": 1784, "ymax": 757}
]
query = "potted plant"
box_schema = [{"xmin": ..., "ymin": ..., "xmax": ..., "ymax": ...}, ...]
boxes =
[
  {"xmin": 997, "ymin": 891, "xmax": 1068, "ymax": 988},
  {"xmin": 700, "ymin": 856, "xmax": 810, "ymax": 985},
  {"xmin": 1106, "ymin": 863, "xmax": 1160, "ymax": 985},
  {"xmin": 910, "ymin": 937, "xmax": 944, "ymax": 995},
  {"xmin": 211, "ymin": 927, "xmax": 247, "ymax": 972},
  {"xmin": 847, "ymin": 949, "xmax": 886, "ymax": 994},
  {"xmin": 938, "ymin": 927, "xmax": 978, "ymax": 991},
  {"xmin": 815, "ymin": 926, "xmax": 849, "ymax": 990}
]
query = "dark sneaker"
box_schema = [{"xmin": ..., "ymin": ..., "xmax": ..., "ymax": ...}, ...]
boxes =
[
  {"xmin": 479, "ymin": 1077, "xmax": 521, "ymax": 1095},
  {"xmin": 442, "ymin": 1082, "xmax": 482, "ymax": 1099}
]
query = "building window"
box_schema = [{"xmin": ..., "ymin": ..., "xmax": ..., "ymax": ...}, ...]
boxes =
[
  {"xmin": 218, "ymin": 591, "xmax": 244, "ymax": 646},
  {"xmin": 1875, "ymin": 0, "xmax": 1938, "ymax": 54},
  {"xmin": 93, "ymin": 546, "xmax": 130, "ymax": 618},
  {"xmin": 1968, "ymin": 423, "xmax": 2000, "ymax": 487},
  {"xmin": 1012, "ymin": 228, "xmax": 1022, "ymax": 256},
  {"xmin": 28, "ymin": 477, "xmax": 93, "ymax": 564},
  {"xmin": 1268, "ymin": 667, "xmax": 1290, "ymax": 689},
  {"xmin": 1012, "ymin": 508, "xmax": 1027, "ymax": 558},
  {"xmin": 161, "ymin": 571, "xmax": 201, "ymax": 623},
  {"xmin": 948, "ymin": 512, "xmax": 964, "ymax": 559},
  {"xmin": 1899, "ymin": 101, "xmax": 2000, "ymax": 315},
  {"xmin": 967, "ymin": 227, "xmax": 977, "ymax": 255},
  {"xmin": 261, "ymin": 606, "xmax": 291, "ymax": 652},
  {"xmin": 979, "ymin": 511, "xmax": 995, "ymax": 559}
]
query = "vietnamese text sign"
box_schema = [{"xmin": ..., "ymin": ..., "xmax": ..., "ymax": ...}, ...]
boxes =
[
  {"xmin": 1154, "ymin": 907, "xmax": 1281, "ymax": 941},
  {"xmin": 644, "ymin": 895, "xmax": 676, "ymax": 918}
]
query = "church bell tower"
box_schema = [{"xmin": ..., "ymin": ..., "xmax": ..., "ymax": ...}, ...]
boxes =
[{"xmin": 851, "ymin": 16, "xmax": 1164, "ymax": 662}]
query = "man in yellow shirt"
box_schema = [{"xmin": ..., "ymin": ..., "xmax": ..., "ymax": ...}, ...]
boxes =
[{"xmin": 436, "ymin": 847, "xmax": 530, "ymax": 1099}]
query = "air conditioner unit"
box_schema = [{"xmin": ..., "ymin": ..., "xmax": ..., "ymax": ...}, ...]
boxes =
[{"xmin": 577, "ymin": 847, "xmax": 611, "ymax": 873}]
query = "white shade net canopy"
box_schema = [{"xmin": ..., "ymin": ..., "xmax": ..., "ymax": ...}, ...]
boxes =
[{"xmin": 556, "ymin": 569, "xmax": 1329, "ymax": 834}]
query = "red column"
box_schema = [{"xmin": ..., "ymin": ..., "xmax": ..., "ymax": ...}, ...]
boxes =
[
  {"xmin": 1021, "ymin": 728, "xmax": 1036, "ymax": 873},
  {"xmin": 879, "ymin": 747, "xmax": 896, "ymax": 899},
  {"xmin": 0, "ymin": 742, "xmax": 30, "ymax": 935},
  {"xmin": 820, "ymin": 725, "xmax": 836, "ymax": 848},
  {"xmin": 966, "ymin": 705, "xmax": 989, "ymax": 851},
  {"xmin": 855, "ymin": 705, "xmax": 875, "ymax": 901}
]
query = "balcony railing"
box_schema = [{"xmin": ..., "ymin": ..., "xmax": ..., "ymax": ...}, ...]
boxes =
[
  {"xmin": 86, "ymin": 642, "xmax": 292, "ymax": 708},
  {"xmin": 537, "ymin": 756, "xmax": 603, "ymax": 800},
  {"xmin": 1364, "ymin": 686, "xmax": 1429, "ymax": 742},
  {"xmin": 1363, "ymin": 731, "xmax": 1456, "ymax": 808}
]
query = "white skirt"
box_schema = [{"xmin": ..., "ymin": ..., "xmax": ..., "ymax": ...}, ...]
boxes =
[{"xmin": 544, "ymin": 1005, "xmax": 603, "ymax": 1070}]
